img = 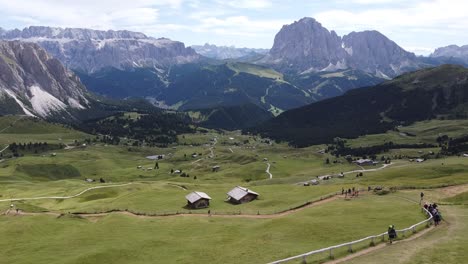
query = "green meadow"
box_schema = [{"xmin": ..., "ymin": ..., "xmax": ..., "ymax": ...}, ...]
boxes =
[{"xmin": 0, "ymin": 116, "xmax": 468, "ymax": 263}]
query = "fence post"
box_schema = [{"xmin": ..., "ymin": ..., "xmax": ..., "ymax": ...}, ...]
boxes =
[
  {"xmin": 329, "ymin": 248, "xmax": 334, "ymax": 259},
  {"xmin": 412, "ymin": 226, "xmax": 416, "ymax": 233},
  {"xmin": 382, "ymin": 233, "xmax": 385, "ymax": 242},
  {"xmin": 348, "ymin": 244, "xmax": 353, "ymax": 253},
  {"xmin": 402, "ymin": 230, "xmax": 406, "ymax": 237},
  {"xmin": 302, "ymin": 255, "xmax": 307, "ymax": 264}
]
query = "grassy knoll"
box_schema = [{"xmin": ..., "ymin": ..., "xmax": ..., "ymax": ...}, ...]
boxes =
[
  {"xmin": 0, "ymin": 194, "xmax": 424, "ymax": 264},
  {"xmin": 227, "ymin": 62, "xmax": 284, "ymax": 80},
  {"xmin": 346, "ymin": 187, "xmax": 468, "ymax": 264},
  {"xmin": 347, "ymin": 119, "xmax": 468, "ymax": 148},
  {"xmin": 0, "ymin": 116, "xmax": 88, "ymax": 145},
  {"xmin": 336, "ymin": 157, "xmax": 468, "ymax": 188}
]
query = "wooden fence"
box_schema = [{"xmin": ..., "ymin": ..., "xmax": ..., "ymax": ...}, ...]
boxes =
[{"xmin": 268, "ymin": 208, "xmax": 433, "ymax": 264}]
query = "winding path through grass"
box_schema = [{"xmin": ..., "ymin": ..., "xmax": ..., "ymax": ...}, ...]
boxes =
[
  {"xmin": 266, "ymin": 162, "xmax": 273, "ymax": 179},
  {"xmin": 301, "ymin": 163, "xmax": 394, "ymax": 184},
  {"xmin": 0, "ymin": 183, "xmax": 134, "ymax": 203}
]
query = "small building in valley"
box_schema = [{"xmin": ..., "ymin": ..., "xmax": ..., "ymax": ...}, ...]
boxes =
[
  {"xmin": 185, "ymin": 191, "xmax": 212, "ymax": 209},
  {"xmin": 227, "ymin": 186, "xmax": 259, "ymax": 204},
  {"xmin": 353, "ymin": 159, "xmax": 377, "ymax": 166}
]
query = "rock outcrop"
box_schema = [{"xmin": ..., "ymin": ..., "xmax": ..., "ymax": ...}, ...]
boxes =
[{"xmin": 0, "ymin": 40, "xmax": 88, "ymax": 117}]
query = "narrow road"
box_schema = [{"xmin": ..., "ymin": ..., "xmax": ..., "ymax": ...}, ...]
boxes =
[
  {"xmin": 0, "ymin": 116, "xmax": 24, "ymax": 134},
  {"xmin": 0, "ymin": 145, "xmax": 9, "ymax": 154},
  {"xmin": 266, "ymin": 162, "xmax": 273, "ymax": 179},
  {"xmin": 209, "ymin": 137, "xmax": 217, "ymax": 158},
  {"xmin": 326, "ymin": 225, "xmax": 436, "ymax": 264},
  {"xmin": 191, "ymin": 158, "xmax": 203, "ymax": 164},
  {"xmin": 301, "ymin": 163, "xmax": 394, "ymax": 184},
  {"xmin": 0, "ymin": 116, "xmax": 26, "ymax": 155},
  {"xmin": 10, "ymin": 193, "xmax": 341, "ymax": 220},
  {"xmin": 0, "ymin": 183, "xmax": 134, "ymax": 203}
]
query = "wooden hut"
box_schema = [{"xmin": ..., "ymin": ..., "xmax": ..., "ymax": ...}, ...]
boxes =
[
  {"xmin": 227, "ymin": 186, "xmax": 259, "ymax": 204},
  {"xmin": 185, "ymin": 191, "xmax": 212, "ymax": 209}
]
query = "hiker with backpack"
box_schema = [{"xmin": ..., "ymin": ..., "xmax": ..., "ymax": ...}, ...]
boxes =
[{"xmin": 388, "ymin": 225, "xmax": 397, "ymax": 244}]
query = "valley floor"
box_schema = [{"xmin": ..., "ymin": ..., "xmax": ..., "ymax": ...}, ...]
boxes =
[{"xmin": 0, "ymin": 117, "xmax": 467, "ymax": 263}]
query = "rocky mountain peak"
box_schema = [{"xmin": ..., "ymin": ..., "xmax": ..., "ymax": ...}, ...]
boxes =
[
  {"xmin": 267, "ymin": 17, "xmax": 347, "ymax": 73},
  {"xmin": 262, "ymin": 17, "xmax": 421, "ymax": 77},
  {"xmin": 0, "ymin": 40, "xmax": 88, "ymax": 117},
  {"xmin": 343, "ymin": 30, "xmax": 417, "ymax": 78}
]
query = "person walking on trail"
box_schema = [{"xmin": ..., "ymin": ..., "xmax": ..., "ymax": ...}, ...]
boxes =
[
  {"xmin": 388, "ymin": 225, "xmax": 397, "ymax": 244},
  {"xmin": 420, "ymin": 192, "xmax": 424, "ymax": 205},
  {"xmin": 434, "ymin": 211, "xmax": 441, "ymax": 226}
]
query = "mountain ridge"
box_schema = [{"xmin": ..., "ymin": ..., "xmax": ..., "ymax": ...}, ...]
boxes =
[
  {"xmin": 0, "ymin": 26, "xmax": 199, "ymax": 74},
  {"xmin": 250, "ymin": 64, "xmax": 468, "ymax": 146}
]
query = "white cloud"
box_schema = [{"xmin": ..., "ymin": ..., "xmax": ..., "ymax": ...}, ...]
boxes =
[
  {"xmin": 192, "ymin": 15, "xmax": 288, "ymax": 36},
  {"xmin": 314, "ymin": 0, "xmax": 468, "ymax": 51},
  {"xmin": 0, "ymin": 0, "xmax": 180, "ymax": 30}
]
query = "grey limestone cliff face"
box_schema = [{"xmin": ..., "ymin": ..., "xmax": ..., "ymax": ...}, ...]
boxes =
[
  {"xmin": 0, "ymin": 40, "xmax": 88, "ymax": 117},
  {"xmin": 265, "ymin": 18, "xmax": 347, "ymax": 73},
  {"xmin": 343, "ymin": 31, "xmax": 418, "ymax": 78},
  {"xmin": 0, "ymin": 26, "xmax": 200, "ymax": 73},
  {"xmin": 431, "ymin": 45, "xmax": 468, "ymax": 63},
  {"xmin": 262, "ymin": 17, "xmax": 421, "ymax": 77}
]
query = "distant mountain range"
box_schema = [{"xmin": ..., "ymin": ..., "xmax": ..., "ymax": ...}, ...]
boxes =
[
  {"xmin": 191, "ymin": 43, "xmax": 268, "ymax": 60},
  {"xmin": 251, "ymin": 64, "xmax": 468, "ymax": 146},
  {"xmin": 0, "ymin": 26, "xmax": 199, "ymax": 74},
  {"xmin": 431, "ymin": 45, "xmax": 468, "ymax": 65},
  {"xmin": 1, "ymin": 20, "xmax": 468, "ymax": 131}
]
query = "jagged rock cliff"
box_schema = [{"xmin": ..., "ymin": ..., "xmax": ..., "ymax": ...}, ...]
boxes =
[
  {"xmin": 260, "ymin": 17, "xmax": 421, "ymax": 77},
  {"xmin": 0, "ymin": 26, "xmax": 199, "ymax": 73},
  {"xmin": 0, "ymin": 40, "xmax": 88, "ymax": 117}
]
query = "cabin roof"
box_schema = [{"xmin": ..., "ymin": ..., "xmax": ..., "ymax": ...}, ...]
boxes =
[
  {"xmin": 227, "ymin": 186, "xmax": 259, "ymax": 201},
  {"xmin": 186, "ymin": 191, "xmax": 212, "ymax": 203}
]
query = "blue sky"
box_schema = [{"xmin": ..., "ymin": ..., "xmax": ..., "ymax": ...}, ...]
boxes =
[{"xmin": 0, "ymin": 0, "xmax": 467, "ymax": 55}]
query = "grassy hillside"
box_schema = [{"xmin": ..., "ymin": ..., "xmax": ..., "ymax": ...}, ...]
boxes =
[
  {"xmin": 252, "ymin": 65, "xmax": 468, "ymax": 147},
  {"xmin": 1, "ymin": 117, "xmax": 468, "ymax": 264},
  {"xmin": 189, "ymin": 103, "xmax": 273, "ymax": 130}
]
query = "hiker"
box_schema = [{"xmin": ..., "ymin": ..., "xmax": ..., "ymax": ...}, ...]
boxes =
[
  {"xmin": 423, "ymin": 202, "xmax": 429, "ymax": 210},
  {"xmin": 342, "ymin": 188, "xmax": 344, "ymax": 195},
  {"xmin": 388, "ymin": 225, "xmax": 397, "ymax": 243},
  {"xmin": 420, "ymin": 192, "xmax": 424, "ymax": 204},
  {"xmin": 428, "ymin": 204, "xmax": 434, "ymax": 215},
  {"xmin": 434, "ymin": 211, "xmax": 441, "ymax": 226}
]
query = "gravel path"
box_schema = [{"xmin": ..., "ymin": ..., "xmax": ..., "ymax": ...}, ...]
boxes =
[{"xmin": 0, "ymin": 183, "xmax": 134, "ymax": 203}]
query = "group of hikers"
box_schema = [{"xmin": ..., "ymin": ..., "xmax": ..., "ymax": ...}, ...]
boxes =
[
  {"xmin": 341, "ymin": 187, "xmax": 359, "ymax": 198},
  {"xmin": 424, "ymin": 202, "xmax": 442, "ymax": 225},
  {"xmin": 421, "ymin": 192, "xmax": 442, "ymax": 225},
  {"xmin": 387, "ymin": 193, "xmax": 443, "ymax": 244}
]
